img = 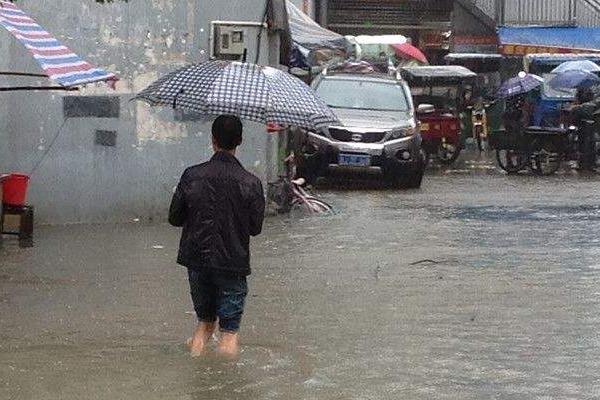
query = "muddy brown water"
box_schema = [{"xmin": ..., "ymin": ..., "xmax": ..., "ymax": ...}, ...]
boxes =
[{"xmin": 1, "ymin": 172, "xmax": 600, "ymax": 399}]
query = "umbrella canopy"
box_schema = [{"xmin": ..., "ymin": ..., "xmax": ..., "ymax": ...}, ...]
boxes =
[
  {"xmin": 549, "ymin": 70, "xmax": 600, "ymax": 90},
  {"xmin": 392, "ymin": 43, "xmax": 428, "ymax": 64},
  {"xmin": 135, "ymin": 61, "xmax": 339, "ymax": 131},
  {"xmin": 552, "ymin": 60, "xmax": 600, "ymax": 74},
  {"xmin": 496, "ymin": 73, "xmax": 543, "ymax": 99}
]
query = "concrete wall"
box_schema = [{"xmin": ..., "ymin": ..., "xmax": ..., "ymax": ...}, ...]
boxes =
[
  {"xmin": 0, "ymin": 30, "xmax": 9, "ymax": 170},
  {"xmin": 0, "ymin": 0, "xmax": 283, "ymax": 224},
  {"xmin": 452, "ymin": 1, "xmax": 498, "ymax": 53}
]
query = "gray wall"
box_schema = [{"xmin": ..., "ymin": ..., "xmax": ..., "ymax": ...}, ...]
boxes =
[
  {"xmin": 0, "ymin": 0, "xmax": 285, "ymax": 224},
  {"xmin": 0, "ymin": 31, "xmax": 9, "ymax": 170}
]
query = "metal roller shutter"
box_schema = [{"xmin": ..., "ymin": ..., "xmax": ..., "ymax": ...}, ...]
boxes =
[{"xmin": 327, "ymin": 0, "xmax": 453, "ymax": 31}]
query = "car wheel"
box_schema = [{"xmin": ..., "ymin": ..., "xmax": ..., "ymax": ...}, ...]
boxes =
[
  {"xmin": 423, "ymin": 149, "xmax": 431, "ymax": 167},
  {"xmin": 385, "ymin": 168, "xmax": 423, "ymax": 189},
  {"xmin": 398, "ymin": 169, "xmax": 424, "ymax": 189}
]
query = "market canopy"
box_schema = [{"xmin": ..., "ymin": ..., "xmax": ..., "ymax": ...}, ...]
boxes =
[
  {"xmin": 499, "ymin": 27, "xmax": 600, "ymax": 56},
  {"xmin": 0, "ymin": 0, "xmax": 116, "ymax": 88}
]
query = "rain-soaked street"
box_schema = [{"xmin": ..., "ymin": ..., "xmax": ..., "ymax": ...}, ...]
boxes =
[{"xmin": 2, "ymin": 168, "xmax": 600, "ymax": 399}]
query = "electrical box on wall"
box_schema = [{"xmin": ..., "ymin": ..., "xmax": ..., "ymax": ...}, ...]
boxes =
[
  {"xmin": 210, "ymin": 21, "xmax": 267, "ymax": 62},
  {"xmin": 215, "ymin": 26, "xmax": 246, "ymax": 59}
]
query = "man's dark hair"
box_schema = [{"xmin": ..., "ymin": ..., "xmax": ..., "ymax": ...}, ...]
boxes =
[{"xmin": 212, "ymin": 115, "xmax": 243, "ymax": 150}]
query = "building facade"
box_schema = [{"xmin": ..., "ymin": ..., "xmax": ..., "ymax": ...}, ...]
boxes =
[
  {"xmin": 0, "ymin": 0, "xmax": 305, "ymax": 224},
  {"xmin": 315, "ymin": 0, "xmax": 454, "ymax": 63}
]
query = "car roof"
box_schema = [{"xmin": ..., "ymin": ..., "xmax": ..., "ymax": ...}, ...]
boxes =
[{"xmin": 320, "ymin": 72, "xmax": 400, "ymax": 83}]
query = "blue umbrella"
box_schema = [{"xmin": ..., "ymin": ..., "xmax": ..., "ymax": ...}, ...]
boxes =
[
  {"xmin": 549, "ymin": 70, "xmax": 600, "ymax": 90},
  {"xmin": 552, "ymin": 60, "xmax": 600, "ymax": 74},
  {"xmin": 496, "ymin": 73, "xmax": 544, "ymax": 99}
]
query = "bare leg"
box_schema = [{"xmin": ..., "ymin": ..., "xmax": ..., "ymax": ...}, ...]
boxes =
[
  {"xmin": 217, "ymin": 332, "xmax": 240, "ymax": 358},
  {"xmin": 188, "ymin": 321, "xmax": 216, "ymax": 357}
]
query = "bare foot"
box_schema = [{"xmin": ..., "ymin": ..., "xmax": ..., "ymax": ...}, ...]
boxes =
[
  {"xmin": 217, "ymin": 332, "xmax": 240, "ymax": 358},
  {"xmin": 189, "ymin": 322, "xmax": 216, "ymax": 357}
]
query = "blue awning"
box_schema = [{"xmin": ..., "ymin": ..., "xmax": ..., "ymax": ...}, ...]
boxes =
[{"xmin": 499, "ymin": 27, "xmax": 600, "ymax": 53}]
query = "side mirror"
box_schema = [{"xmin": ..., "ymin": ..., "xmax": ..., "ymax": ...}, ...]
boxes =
[{"xmin": 417, "ymin": 104, "xmax": 435, "ymax": 114}]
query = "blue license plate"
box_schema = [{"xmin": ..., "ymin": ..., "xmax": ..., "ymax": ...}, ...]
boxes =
[{"xmin": 338, "ymin": 153, "xmax": 371, "ymax": 167}]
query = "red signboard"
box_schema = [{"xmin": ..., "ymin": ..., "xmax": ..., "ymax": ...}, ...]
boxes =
[
  {"xmin": 453, "ymin": 35, "xmax": 498, "ymax": 46},
  {"xmin": 420, "ymin": 31, "xmax": 449, "ymax": 49}
]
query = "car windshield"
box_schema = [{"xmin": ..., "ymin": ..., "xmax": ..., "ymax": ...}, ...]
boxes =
[{"xmin": 316, "ymin": 78, "xmax": 410, "ymax": 112}]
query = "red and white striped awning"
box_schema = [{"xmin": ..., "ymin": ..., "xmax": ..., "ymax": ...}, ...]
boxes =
[{"xmin": 0, "ymin": 1, "xmax": 117, "ymax": 87}]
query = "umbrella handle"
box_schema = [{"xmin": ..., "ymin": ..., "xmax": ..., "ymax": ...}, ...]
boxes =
[{"xmin": 173, "ymin": 89, "xmax": 185, "ymax": 109}]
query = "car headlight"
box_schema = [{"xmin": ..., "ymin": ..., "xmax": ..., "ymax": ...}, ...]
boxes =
[{"xmin": 389, "ymin": 127, "xmax": 416, "ymax": 139}]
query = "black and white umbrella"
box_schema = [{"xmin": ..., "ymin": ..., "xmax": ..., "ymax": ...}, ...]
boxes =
[{"xmin": 134, "ymin": 61, "xmax": 339, "ymax": 131}]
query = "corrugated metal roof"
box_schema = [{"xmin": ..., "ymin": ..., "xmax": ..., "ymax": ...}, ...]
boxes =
[
  {"xmin": 326, "ymin": 0, "xmax": 453, "ymax": 30},
  {"xmin": 502, "ymin": 0, "xmax": 576, "ymax": 25},
  {"xmin": 577, "ymin": 0, "xmax": 600, "ymax": 27}
]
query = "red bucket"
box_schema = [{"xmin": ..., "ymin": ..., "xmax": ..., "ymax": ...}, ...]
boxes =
[{"xmin": 1, "ymin": 173, "xmax": 30, "ymax": 206}]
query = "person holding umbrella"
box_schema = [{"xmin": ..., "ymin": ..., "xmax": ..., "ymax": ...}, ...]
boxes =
[
  {"xmin": 136, "ymin": 61, "xmax": 339, "ymax": 357},
  {"xmin": 569, "ymin": 86, "xmax": 600, "ymax": 169},
  {"xmin": 498, "ymin": 72, "xmax": 542, "ymax": 130},
  {"xmin": 169, "ymin": 115, "xmax": 265, "ymax": 358}
]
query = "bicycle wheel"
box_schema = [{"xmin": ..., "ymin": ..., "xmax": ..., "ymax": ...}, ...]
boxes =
[
  {"xmin": 306, "ymin": 198, "xmax": 335, "ymax": 214},
  {"xmin": 531, "ymin": 139, "xmax": 563, "ymax": 176},
  {"xmin": 437, "ymin": 141, "xmax": 461, "ymax": 166},
  {"xmin": 496, "ymin": 149, "xmax": 528, "ymax": 174},
  {"xmin": 290, "ymin": 197, "xmax": 333, "ymax": 215}
]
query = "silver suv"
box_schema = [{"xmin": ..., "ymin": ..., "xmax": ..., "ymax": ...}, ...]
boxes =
[{"xmin": 302, "ymin": 69, "xmax": 426, "ymax": 188}]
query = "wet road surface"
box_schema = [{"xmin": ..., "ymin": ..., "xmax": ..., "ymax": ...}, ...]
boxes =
[{"xmin": 2, "ymin": 170, "xmax": 600, "ymax": 399}]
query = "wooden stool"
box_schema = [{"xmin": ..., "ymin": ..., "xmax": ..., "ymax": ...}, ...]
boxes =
[{"xmin": 1, "ymin": 204, "xmax": 34, "ymax": 248}]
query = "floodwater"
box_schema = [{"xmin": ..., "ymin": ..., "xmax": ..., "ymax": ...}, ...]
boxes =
[{"xmin": 2, "ymin": 169, "xmax": 600, "ymax": 399}]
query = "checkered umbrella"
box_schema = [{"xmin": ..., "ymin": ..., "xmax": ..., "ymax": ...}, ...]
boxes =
[{"xmin": 135, "ymin": 61, "xmax": 339, "ymax": 131}]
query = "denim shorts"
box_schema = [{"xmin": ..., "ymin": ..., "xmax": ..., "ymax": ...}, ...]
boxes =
[{"xmin": 187, "ymin": 269, "xmax": 248, "ymax": 333}]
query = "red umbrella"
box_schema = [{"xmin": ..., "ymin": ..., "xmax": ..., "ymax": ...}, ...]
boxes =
[{"xmin": 392, "ymin": 43, "xmax": 428, "ymax": 64}]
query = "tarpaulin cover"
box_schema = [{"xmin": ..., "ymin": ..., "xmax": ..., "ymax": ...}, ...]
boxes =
[
  {"xmin": 498, "ymin": 26, "xmax": 600, "ymax": 52},
  {"xmin": 0, "ymin": 0, "xmax": 116, "ymax": 87},
  {"xmin": 286, "ymin": 0, "xmax": 347, "ymax": 68}
]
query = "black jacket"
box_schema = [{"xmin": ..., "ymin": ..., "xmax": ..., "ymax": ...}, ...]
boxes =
[{"xmin": 169, "ymin": 152, "xmax": 265, "ymax": 275}]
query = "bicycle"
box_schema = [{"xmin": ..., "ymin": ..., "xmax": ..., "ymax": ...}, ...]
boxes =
[{"xmin": 268, "ymin": 153, "xmax": 334, "ymax": 215}]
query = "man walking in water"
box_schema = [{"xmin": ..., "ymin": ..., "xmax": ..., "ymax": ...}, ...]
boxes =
[{"xmin": 169, "ymin": 115, "xmax": 265, "ymax": 357}]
